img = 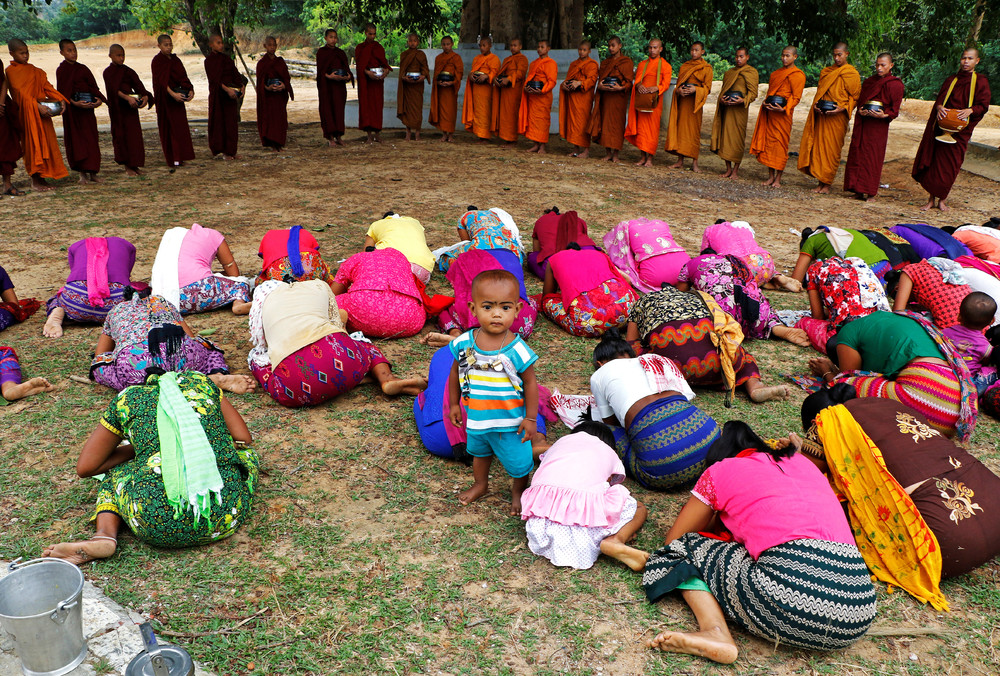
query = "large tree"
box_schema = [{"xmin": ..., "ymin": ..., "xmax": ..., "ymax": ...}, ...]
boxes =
[{"xmin": 459, "ymin": 0, "xmax": 584, "ymax": 48}]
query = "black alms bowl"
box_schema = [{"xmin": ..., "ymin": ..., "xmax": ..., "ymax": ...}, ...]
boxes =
[{"xmin": 764, "ymin": 95, "xmax": 787, "ymax": 107}]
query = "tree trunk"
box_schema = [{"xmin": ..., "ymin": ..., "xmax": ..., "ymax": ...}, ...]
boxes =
[
  {"xmin": 966, "ymin": 0, "xmax": 986, "ymax": 48},
  {"xmin": 461, "ymin": 0, "xmax": 583, "ymax": 49},
  {"xmin": 460, "ymin": 0, "xmax": 481, "ymax": 43},
  {"xmin": 182, "ymin": 0, "xmax": 237, "ymax": 57}
]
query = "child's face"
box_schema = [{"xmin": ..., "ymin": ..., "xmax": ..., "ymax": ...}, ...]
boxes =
[
  {"xmin": 9, "ymin": 46, "xmax": 29, "ymax": 65},
  {"xmin": 324, "ymin": 32, "xmax": 338, "ymax": 48},
  {"xmin": 469, "ymin": 279, "xmax": 522, "ymax": 336},
  {"xmin": 110, "ymin": 49, "xmax": 126, "ymax": 66},
  {"xmin": 158, "ymin": 38, "xmax": 174, "ymax": 55},
  {"xmin": 60, "ymin": 42, "xmax": 78, "ymax": 62}
]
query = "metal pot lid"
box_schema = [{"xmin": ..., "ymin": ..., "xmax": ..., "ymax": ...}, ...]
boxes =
[{"xmin": 124, "ymin": 645, "xmax": 194, "ymax": 676}]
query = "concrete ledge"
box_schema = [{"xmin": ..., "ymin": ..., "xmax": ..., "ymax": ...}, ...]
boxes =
[{"xmin": 965, "ymin": 141, "xmax": 1000, "ymax": 182}]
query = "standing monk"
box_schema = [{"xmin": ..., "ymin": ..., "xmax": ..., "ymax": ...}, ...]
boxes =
[
  {"xmin": 711, "ymin": 47, "xmax": 758, "ymax": 179},
  {"xmin": 56, "ymin": 39, "xmax": 106, "ymax": 184},
  {"xmin": 150, "ymin": 34, "xmax": 195, "ymax": 169},
  {"xmin": 103, "ymin": 45, "xmax": 153, "ymax": 176},
  {"xmin": 429, "ymin": 36, "xmax": 462, "ymax": 142},
  {"xmin": 397, "ymin": 33, "xmax": 429, "ymax": 141},
  {"xmin": 205, "ymin": 35, "xmax": 244, "ymax": 160},
  {"xmin": 463, "ymin": 37, "xmax": 500, "ymax": 143},
  {"xmin": 843, "ymin": 53, "xmax": 903, "ymax": 201},
  {"xmin": 256, "ymin": 36, "xmax": 292, "ymax": 151},
  {"xmin": 912, "ymin": 48, "xmax": 991, "ymax": 212},
  {"xmin": 559, "ymin": 40, "xmax": 598, "ymax": 158},
  {"xmin": 5, "ymin": 39, "xmax": 68, "ymax": 191},
  {"xmin": 355, "ymin": 23, "xmax": 391, "ymax": 143},
  {"xmin": 666, "ymin": 42, "xmax": 713, "ymax": 172},
  {"xmin": 491, "ymin": 38, "xmax": 527, "ymax": 148},
  {"xmin": 625, "ymin": 39, "xmax": 671, "ymax": 167},
  {"xmin": 520, "ymin": 40, "xmax": 558, "ymax": 154},
  {"xmin": 750, "ymin": 46, "xmax": 805, "ymax": 187},
  {"xmin": 316, "ymin": 29, "xmax": 352, "ymax": 147},
  {"xmin": 798, "ymin": 42, "xmax": 861, "ymax": 193},
  {"xmin": 0, "ymin": 56, "xmax": 25, "ymax": 195},
  {"xmin": 588, "ymin": 36, "xmax": 633, "ymax": 163}
]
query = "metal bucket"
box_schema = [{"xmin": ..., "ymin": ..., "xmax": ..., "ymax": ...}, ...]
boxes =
[{"xmin": 0, "ymin": 558, "xmax": 87, "ymax": 676}]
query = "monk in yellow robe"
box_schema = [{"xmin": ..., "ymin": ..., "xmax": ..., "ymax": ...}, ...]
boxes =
[
  {"xmin": 666, "ymin": 42, "xmax": 713, "ymax": 172},
  {"xmin": 491, "ymin": 38, "xmax": 528, "ymax": 148},
  {"xmin": 519, "ymin": 40, "xmax": 558, "ymax": 154},
  {"xmin": 749, "ymin": 46, "xmax": 806, "ymax": 188},
  {"xmin": 559, "ymin": 40, "xmax": 598, "ymax": 157},
  {"xmin": 588, "ymin": 35, "xmax": 633, "ymax": 163},
  {"xmin": 798, "ymin": 42, "xmax": 861, "ymax": 193},
  {"xmin": 711, "ymin": 47, "xmax": 759, "ymax": 179},
  {"xmin": 429, "ymin": 36, "xmax": 463, "ymax": 142},
  {"xmin": 397, "ymin": 33, "xmax": 429, "ymax": 141},
  {"xmin": 5, "ymin": 39, "xmax": 68, "ymax": 191},
  {"xmin": 462, "ymin": 37, "xmax": 500, "ymax": 142},
  {"xmin": 625, "ymin": 39, "xmax": 671, "ymax": 167}
]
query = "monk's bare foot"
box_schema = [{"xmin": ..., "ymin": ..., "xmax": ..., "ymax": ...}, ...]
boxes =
[
  {"xmin": 445, "ymin": 135, "xmax": 454, "ymax": 143},
  {"xmin": 610, "ymin": 154, "xmax": 620, "ymax": 163},
  {"xmin": 527, "ymin": 143, "xmax": 539, "ymax": 153},
  {"xmin": 458, "ymin": 481, "xmax": 489, "ymax": 505},
  {"xmin": 605, "ymin": 154, "xmax": 614, "ymax": 162},
  {"xmin": 420, "ymin": 332, "xmax": 454, "ymax": 348},
  {"xmin": 126, "ymin": 167, "xmax": 141, "ymax": 177},
  {"xmin": 78, "ymin": 175, "xmax": 90, "ymax": 184},
  {"xmin": 43, "ymin": 307, "xmax": 65, "ymax": 338},
  {"xmin": 600, "ymin": 539, "xmax": 650, "ymax": 571},
  {"xmin": 634, "ymin": 157, "xmax": 645, "ymax": 166},
  {"xmin": 224, "ymin": 154, "xmax": 239, "ymax": 161},
  {"xmin": 381, "ymin": 376, "xmax": 428, "ymax": 396},
  {"xmin": 210, "ymin": 374, "xmax": 257, "ymax": 394},
  {"xmin": 761, "ymin": 177, "xmax": 774, "ymax": 186},
  {"xmin": 646, "ymin": 629, "xmax": 738, "ymax": 664},
  {"xmin": 642, "ymin": 158, "xmax": 655, "ymax": 167},
  {"xmin": 772, "ymin": 179, "xmax": 782, "ymax": 188},
  {"xmin": 812, "ymin": 183, "xmax": 830, "ymax": 194},
  {"xmin": 231, "ymin": 300, "xmax": 252, "ymax": 315},
  {"xmin": 414, "ymin": 132, "xmax": 421, "ymax": 141},
  {"xmin": 2, "ymin": 377, "xmax": 55, "ymax": 401},
  {"xmin": 477, "ymin": 138, "xmax": 489, "ymax": 144},
  {"xmin": 42, "ymin": 536, "xmax": 117, "ymax": 566},
  {"xmin": 669, "ymin": 159, "xmax": 683, "ymax": 169},
  {"xmin": 90, "ymin": 174, "xmax": 103, "ymax": 183},
  {"xmin": 577, "ymin": 148, "xmax": 589, "ymax": 158},
  {"xmin": 808, "ymin": 356, "xmax": 836, "ymax": 377},
  {"xmin": 537, "ymin": 145, "xmax": 546, "ymax": 154},
  {"xmin": 721, "ymin": 169, "xmax": 732, "ymax": 178},
  {"xmin": 501, "ymin": 142, "xmax": 515, "ymax": 149},
  {"xmin": 691, "ymin": 161, "xmax": 700, "ymax": 173},
  {"xmin": 939, "ymin": 200, "xmax": 951, "ymax": 212},
  {"xmin": 31, "ymin": 177, "xmax": 53, "ymax": 192},
  {"xmin": 749, "ymin": 384, "xmax": 790, "ymax": 403}
]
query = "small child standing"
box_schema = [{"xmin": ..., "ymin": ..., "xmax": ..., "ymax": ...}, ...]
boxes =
[
  {"xmin": 520, "ymin": 421, "xmax": 648, "ymax": 571},
  {"xmin": 450, "ymin": 270, "xmax": 538, "ymax": 514},
  {"xmin": 943, "ymin": 292, "xmax": 997, "ymax": 394}
]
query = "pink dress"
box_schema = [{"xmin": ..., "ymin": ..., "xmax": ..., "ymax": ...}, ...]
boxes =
[
  {"xmin": 700, "ymin": 221, "xmax": 775, "ymax": 286},
  {"xmin": 177, "ymin": 223, "xmax": 224, "ymax": 286},
  {"xmin": 334, "ymin": 248, "xmax": 426, "ymax": 338},
  {"xmin": 603, "ymin": 219, "xmax": 690, "ymax": 292}
]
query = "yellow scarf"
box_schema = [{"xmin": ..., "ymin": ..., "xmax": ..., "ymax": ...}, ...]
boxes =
[{"xmin": 696, "ymin": 291, "xmax": 742, "ymax": 407}]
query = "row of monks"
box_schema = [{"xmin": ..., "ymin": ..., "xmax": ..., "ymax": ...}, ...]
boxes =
[{"xmin": 2, "ymin": 29, "xmax": 992, "ymax": 212}]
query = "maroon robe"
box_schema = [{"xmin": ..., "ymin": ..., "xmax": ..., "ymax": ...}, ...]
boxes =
[
  {"xmin": 316, "ymin": 46, "xmax": 352, "ymax": 140},
  {"xmin": 912, "ymin": 70, "xmax": 992, "ymax": 199},
  {"xmin": 56, "ymin": 60, "xmax": 107, "ymax": 174},
  {"xmin": 843, "ymin": 74, "xmax": 904, "ymax": 196},
  {"xmin": 256, "ymin": 54, "xmax": 293, "ymax": 149},
  {"xmin": 103, "ymin": 62, "xmax": 152, "ymax": 169},
  {"xmin": 355, "ymin": 40, "xmax": 389, "ymax": 131},
  {"xmin": 0, "ymin": 66, "xmax": 21, "ymax": 176},
  {"xmin": 205, "ymin": 51, "xmax": 242, "ymax": 157},
  {"xmin": 151, "ymin": 52, "xmax": 195, "ymax": 166}
]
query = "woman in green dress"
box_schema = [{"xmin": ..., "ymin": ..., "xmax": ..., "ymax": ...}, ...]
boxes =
[{"xmin": 43, "ymin": 370, "xmax": 258, "ymax": 564}]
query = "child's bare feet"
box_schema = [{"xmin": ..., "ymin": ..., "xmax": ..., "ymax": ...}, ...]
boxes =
[
  {"xmin": 646, "ymin": 628, "xmax": 738, "ymax": 664},
  {"xmin": 459, "ymin": 481, "xmax": 489, "ymax": 505},
  {"xmin": 42, "ymin": 536, "xmax": 117, "ymax": 566},
  {"xmin": 381, "ymin": 376, "xmax": 428, "ymax": 396},
  {"xmin": 210, "ymin": 374, "xmax": 257, "ymax": 394},
  {"xmin": 43, "ymin": 307, "xmax": 65, "ymax": 338},
  {"xmin": 600, "ymin": 539, "xmax": 650, "ymax": 571},
  {"xmin": 2, "ymin": 377, "xmax": 55, "ymax": 401}
]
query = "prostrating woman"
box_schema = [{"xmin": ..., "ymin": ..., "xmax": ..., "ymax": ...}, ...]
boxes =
[
  {"xmin": 42, "ymin": 370, "xmax": 259, "ymax": 564},
  {"xmin": 791, "ymin": 226, "xmax": 890, "ymax": 284},
  {"xmin": 590, "ymin": 331, "xmax": 719, "ymax": 490},
  {"xmin": 43, "ymin": 236, "xmax": 141, "ymax": 338},
  {"xmin": 888, "ymin": 258, "xmax": 971, "ymax": 329},
  {"xmin": 248, "ymin": 280, "xmax": 426, "ymax": 407},
  {"xmin": 255, "ymin": 226, "xmax": 335, "ymax": 286},
  {"xmin": 950, "ymin": 221, "xmax": 1000, "ymax": 264},
  {"xmin": 527, "ymin": 208, "xmax": 596, "ymax": 280},
  {"xmin": 796, "ymin": 256, "xmax": 890, "ymax": 353},
  {"xmin": 365, "ymin": 212, "xmax": 435, "ymax": 284},
  {"xmin": 700, "ymin": 220, "xmax": 801, "ymax": 290},
  {"xmin": 150, "ymin": 223, "xmax": 251, "ymax": 316},
  {"xmin": 890, "ymin": 222, "xmax": 970, "ymax": 261},
  {"xmin": 603, "ymin": 218, "xmax": 690, "ymax": 292},
  {"xmin": 0, "ymin": 264, "xmax": 41, "ymax": 332},
  {"xmin": 543, "ymin": 244, "xmax": 638, "ymax": 337},
  {"xmin": 331, "ymin": 247, "xmax": 426, "ymax": 338},
  {"xmin": 437, "ymin": 207, "xmax": 524, "ymax": 273}
]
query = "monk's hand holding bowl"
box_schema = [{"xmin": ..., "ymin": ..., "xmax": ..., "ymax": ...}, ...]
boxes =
[
  {"xmin": 935, "ymin": 104, "xmax": 948, "ymax": 120},
  {"xmin": 956, "ymin": 107, "xmax": 973, "ymax": 121}
]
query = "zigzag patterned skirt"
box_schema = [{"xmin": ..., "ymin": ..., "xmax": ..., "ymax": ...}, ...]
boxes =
[{"xmin": 642, "ymin": 533, "xmax": 877, "ymax": 650}]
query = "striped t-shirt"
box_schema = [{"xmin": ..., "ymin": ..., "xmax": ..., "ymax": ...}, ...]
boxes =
[{"xmin": 450, "ymin": 329, "xmax": 538, "ymax": 434}]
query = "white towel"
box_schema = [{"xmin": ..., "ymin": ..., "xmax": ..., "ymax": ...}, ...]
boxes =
[
  {"xmin": 150, "ymin": 227, "xmax": 189, "ymax": 310},
  {"xmin": 431, "ymin": 241, "xmax": 466, "ymax": 261},
  {"xmin": 490, "ymin": 207, "xmax": 524, "ymax": 252}
]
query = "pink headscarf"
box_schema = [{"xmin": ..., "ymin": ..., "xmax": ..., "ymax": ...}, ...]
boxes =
[{"xmin": 84, "ymin": 237, "xmax": 110, "ymax": 307}]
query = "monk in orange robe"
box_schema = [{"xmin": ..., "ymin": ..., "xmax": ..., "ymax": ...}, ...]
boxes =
[
  {"xmin": 397, "ymin": 33, "xmax": 429, "ymax": 141},
  {"xmin": 666, "ymin": 41, "xmax": 713, "ymax": 172},
  {"xmin": 711, "ymin": 47, "xmax": 759, "ymax": 179},
  {"xmin": 798, "ymin": 42, "xmax": 861, "ymax": 193},
  {"xmin": 559, "ymin": 40, "xmax": 598, "ymax": 158},
  {"xmin": 429, "ymin": 36, "xmax": 462, "ymax": 142},
  {"xmin": 519, "ymin": 40, "xmax": 558, "ymax": 154},
  {"xmin": 491, "ymin": 38, "xmax": 528, "ymax": 148},
  {"xmin": 462, "ymin": 37, "xmax": 500, "ymax": 142},
  {"xmin": 588, "ymin": 36, "xmax": 633, "ymax": 163},
  {"xmin": 5, "ymin": 39, "xmax": 68, "ymax": 191},
  {"xmin": 749, "ymin": 46, "xmax": 805, "ymax": 188},
  {"xmin": 625, "ymin": 39, "xmax": 671, "ymax": 167}
]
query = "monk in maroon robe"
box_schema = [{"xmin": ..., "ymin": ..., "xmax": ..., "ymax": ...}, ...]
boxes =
[
  {"xmin": 151, "ymin": 34, "xmax": 195, "ymax": 168},
  {"xmin": 0, "ymin": 57, "xmax": 23, "ymax": 195},
  {"xmin": 355, "ymin": 23, "xmax": 392, "ymax": 142},
  {"xmin": 256, "ymin": 36, "xmax": 293, "ymax": 151},
  {"xmin": 103, "ymin": 44, "xmax": 153, "ymax": 176},
  {"xmin": 913, "ymin": 48, "xmax": 992, "ymax": 211},
  {"xmin": 205, "ymin": 34, "xmax": 245, "ymax": 159},
  {"xmin": 316, "ymin": 29, "xmax": 352, "ymax": 147},
  {"xmin": 843, "ymin": 52, "xmax": 904, "ymax": 200},
  {"xmin": 56, "ymin": 39, "xmax": 106, "ymax": 183}
]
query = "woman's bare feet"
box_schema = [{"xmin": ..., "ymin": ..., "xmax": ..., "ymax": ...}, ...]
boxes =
[
  {"xmin": 231, "ymin": 300, "xmax": 252, "ymax": 315},
  {"xmin": 210, "ymin": 373, "xmax": 257, "ymax": 394},
  {"xmin": 419, "ymin": 332, "xmax": 454, "ymax": 348},
  {"xmin": 43, "ymin": 307, "xmax": 65, "ymax": 338},
  {"xmin": 771, "ymin": 325, "xmax": 810, "ymax": 347},
  {"xmin": 2, "ymin": 377, "xmax": 55, "ymax": 401},
  {"xmin": 748, "ymin": 384, "xmax": 790, "ymax": 403},
  {"xmin": 600, "ymin": 539, "xmax": 650, "ymax": 571},
  {"xmin": 646, "ymin": 628, "xmax": 738, "ymax": 664},
  {"xmin": 773, "ymin": 274, "xmax": 803, "ymax": 293},
  {"xmin": 42, "ymin": 536, "xmax": 117, "ymax": 566},
  {"xmin": 381, "ymin": 375, "xmax": 428, "ymax": 396},
  {"xmin": 458, "ymin": 481, "xmax": 488, "ymax": 505}
]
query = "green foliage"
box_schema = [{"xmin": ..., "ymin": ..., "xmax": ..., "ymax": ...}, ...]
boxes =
[
  {"xmin": 50, "ymin": 0, "xmax": 138, "ymax": 41},
  {"xmin": 0, "ymin": 2, "xmax": 52, "ymax": 43}
]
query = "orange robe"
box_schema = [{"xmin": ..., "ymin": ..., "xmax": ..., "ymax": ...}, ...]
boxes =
[
  {"xmin": 589, "ymin": 55, "xmax": 634, "ymax": 149},
  {"xmin": 559, "ymin": 57, "xmax": 598, "ymax": 147},
  {"xmin": 491, "ymin": 53, "xmax": 528, "ymax": 142},
  {"xmin": 429, "ymin": 52, "xmax": 463, "ymax": 133},
  {"xmin": 518, "ymin": 57, "xmax": 558, "ymax": 143},
  {"xmin": 710, "ymin": 65, "xmax": 759, "ymax": 162},
  {"xmin": 665, "ymin": 58, "xmax": 713, "ymax": 158},
  {"xmin": 624, "ymin": 57, "xmax": 671, "ymax": 155},
  {"xmin": 798, "ymin": 63, "xmax": 861, "ymax": 185},
  {"xmin": 462, "ymin": 53, "xmax": 500, "ymax": 139},
  {"xmin": 749, "ymin": 64, "xmax": 806, "ymax": 171},
  {"xmin": 5, "ymin": 62, "xmax": 68, "ymax": 179}
]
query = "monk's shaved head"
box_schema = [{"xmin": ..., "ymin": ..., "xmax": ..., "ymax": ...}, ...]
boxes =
[
  {"xmin": 833, "ymin": 42, "xmax": 849, "ymax": 53},
  {"xmin": 156, "ymin": 34, "xmax": 171, "ymax": 45},
  {"xmin": 408, "ymin": 32, "xmax": 419, "ymax": 40},
  {"xmin": 579, "ymin": 40, "xmax": 590, "ymax": 49},
  {"xmin": 109, "ymin": 43, "xmax": 125, "ymax": 55},
  {"xmin": 480, "ymin": 36, "xmax": 492, "ymax": 46},
  {"xmin": 649, "ymin": 39, "xmax": 663, "ymax": 49},
  {"xmin": 537, "ymin": 39, "xmax": 549, "ymax": 47},
  {"xmin": 608, "ymin": 35, "xmax": 622, "ymax": 46},
  {"xmin": 963, "ymin": 47, "xmax": 981, "ymax": 58},
  {"xmin": 783, "ymin": 45, "xmax": 798, "ymax": 56},
  {"xmin": 876, "ymin": 51, "xmax": 893, "ymax": 62},
  {"xmin": 364, "ymin": 22, "xmax": 376, "ymax": 31},
  {"xmin": 691, "ymin": 41, "xmax": 705, "ymax": 50},
  {"xmin": 8, "ymin": 39, "xmax": 27, "ymax": 51},
  {"xmin": 324, "ymin": 28, "xmax": 337, "ymax": 37},
  {"xmin": 441, "ymin": 35, "xmax": 453, "ymax": 44},
  {"xmin": 736, "ymin": 46, "xmax": 749, "ymax": 56}
]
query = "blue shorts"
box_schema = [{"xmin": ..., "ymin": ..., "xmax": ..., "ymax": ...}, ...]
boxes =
[{"xmin": 466, "ymin": 429, "xmax": 533, "ymax": 478}]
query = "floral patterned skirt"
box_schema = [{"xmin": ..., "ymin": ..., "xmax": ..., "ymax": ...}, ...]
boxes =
[
  {"xmin": 46, "ymin": 281, "xmax": 129, "ymax": 323},
  {"xmin": 178, "ymin": 275, "xmax": 251, "ymax": 315},
  {"xmin": 91, "ymin": 337, "xmax": 229, "ymax": 391},
  {"xmin": 256, "ymin": 252, "xmax": 335, "ymax": 286},
  {"xmin": 542, "ymin": 277, "xmax": 638, "ymax": 337}
]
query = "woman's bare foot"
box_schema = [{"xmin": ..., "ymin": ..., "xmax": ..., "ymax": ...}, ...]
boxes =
[
  {"xmin": 43, "ymin": 307, "xmax": 65, "ymax": 338},
  {"xmin": 600, "ymin": 539, "xmax": 650, "ymax": 571},
  {"xmin": 646, "ymin": 628, "xmax": 738, "ymax": 664},
  {"xmin": 458, "ymin": 481, "xmax": 489, "ymax": 505},
  {"xmin": 773, "ymin": 274, "xmax": 803, "ymax": 293},
  {"xmin": 2, "ymin": 377, "xmax": 55, "ymax": 401},
  {"xmin": 232, "ymin": 300, "xmax": 252, "ymax": 315},
  {"xmin": 381, "ymin": 376, "xmax": 428, "ymax": 396},
  {"xmin": 42, "ymin": 536, "xmax": 117, "ymax": 565},
  {"xmin": 749, "ymin": 384, "xmax": 790, "ymax": 403},
  {"xmin": 210, "ymin": 374, "xmax": 257, "ymax": 394},
  {"xmin": 771, "ymin": 325, "xmax": 810, "ymax": 347},
  {"xmin": 420, "ymin": 332, "xmax": 454, "ymax": 348}
]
